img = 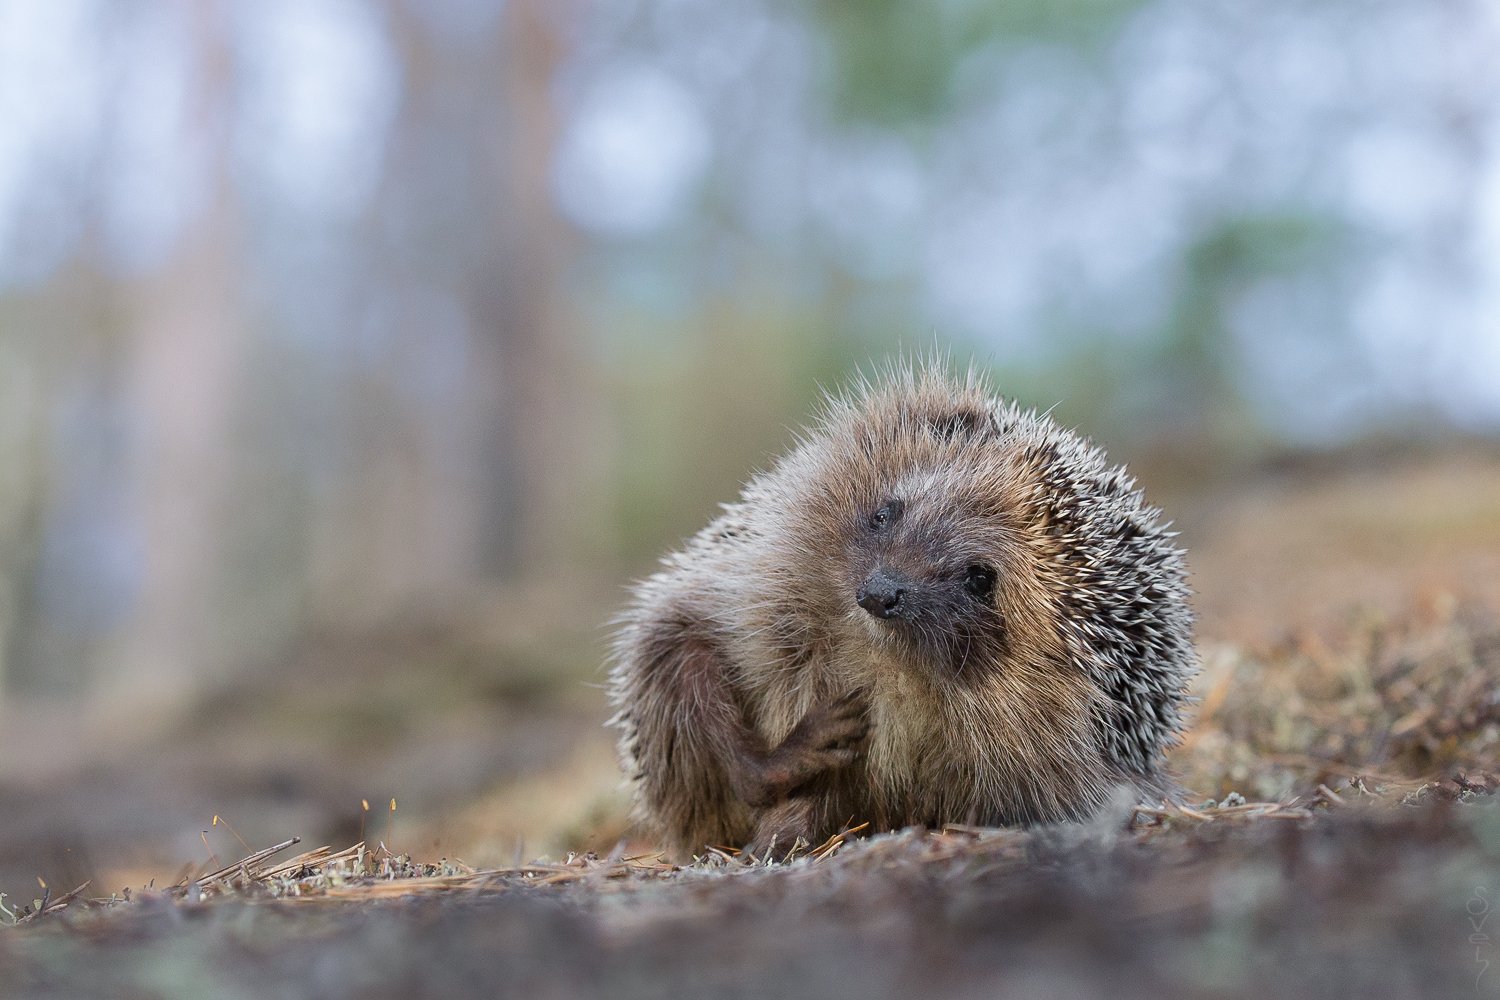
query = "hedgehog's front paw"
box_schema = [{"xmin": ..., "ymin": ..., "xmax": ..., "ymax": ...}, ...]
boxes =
[
  {"xmin": 732, "ymin": 689, "xmax": 870, "ymax": 809},
  {"xmin": 783, "ymin": 687, "xmax": 871, "ymax": 758},
  {"xmin": 769, "ymin": 689, "xmax": 871, "ymax": 782}
]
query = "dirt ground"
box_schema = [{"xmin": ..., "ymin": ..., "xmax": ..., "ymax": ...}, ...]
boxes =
[{"xmin": 1, "ymin": 442, "xmax": 1498, "ymax": 998}]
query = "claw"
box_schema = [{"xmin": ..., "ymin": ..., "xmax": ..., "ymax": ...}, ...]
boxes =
[{"xmin": 733, "ymin": 689, "xmax": 875, "ymax": 809}]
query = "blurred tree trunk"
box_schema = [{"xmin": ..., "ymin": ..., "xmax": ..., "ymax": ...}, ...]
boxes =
[
  {"xmin": 475, "ymin": 0, "xmax": 593, "ymax": 582},
  {"xmin": 0, "ymin": 331, "xmax": 48, "ymax": 705},
  {"xmin": 115, "ymin": 0, "xmax": 244, "ymax": 707},
  {"xmin": 305, "ymin": 0, "xmax": 595, "ymax": 630}
]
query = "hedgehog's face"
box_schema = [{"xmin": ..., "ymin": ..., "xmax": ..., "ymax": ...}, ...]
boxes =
[{"xmin": 842, "ymin": 487, "xmax": 1010, "ymax": 678}]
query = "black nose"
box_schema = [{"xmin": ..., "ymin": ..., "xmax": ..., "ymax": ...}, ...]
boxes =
[{"xmin": 857, "ymin": 570, "xmax": 907, "ymax": 620}]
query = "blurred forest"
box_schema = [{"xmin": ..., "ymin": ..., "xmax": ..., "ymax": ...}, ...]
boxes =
[{"xmin": 1, "ymin": 0, "xmax": 1499, "ymax": 894}]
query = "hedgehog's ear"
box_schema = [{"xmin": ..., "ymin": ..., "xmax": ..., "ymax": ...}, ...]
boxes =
[{"xmin": 926, "ymin": 408, "xmax": 989, "ymax": 442}]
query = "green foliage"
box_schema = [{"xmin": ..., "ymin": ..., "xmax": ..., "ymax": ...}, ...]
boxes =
[
  {"xmin": 960, "ymin": 209, "xmax": 1351, "ymax": 447},
  {"xmin": 605, "ymin": 304, "xmax": 851, "ymax": 562},
  {"xmin": 804, "ymin": 0, "xmax": 1142, "ymax": 125},
  {"xmin": 1154, "ymin": 211, "xmax": 1349, "ymax": 416}
]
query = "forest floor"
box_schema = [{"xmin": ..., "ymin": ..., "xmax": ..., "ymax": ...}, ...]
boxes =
[{"xmin": 1, "ymin": 442, "xmax": 1499, "ymax": 999}]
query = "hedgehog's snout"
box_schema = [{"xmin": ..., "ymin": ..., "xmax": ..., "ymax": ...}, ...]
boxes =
[{"xmin": 857, "ymin": 568, "xmax": 909, "ymax": 620}]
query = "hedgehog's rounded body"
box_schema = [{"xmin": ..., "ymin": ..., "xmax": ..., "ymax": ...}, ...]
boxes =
[{"xmin": 610, "ymin": 364, "xmax": 1196, "ymax": 858}]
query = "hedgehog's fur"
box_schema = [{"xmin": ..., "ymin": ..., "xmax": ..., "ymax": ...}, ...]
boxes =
[{"xmin": 609, "ymin": 361, "xmax": 1197, "ymax": 858}]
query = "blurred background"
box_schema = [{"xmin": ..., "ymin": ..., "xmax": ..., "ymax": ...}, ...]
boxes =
[{"xmin": 2, "ymin": 0, "xmax": 1499, "ymax": 896}]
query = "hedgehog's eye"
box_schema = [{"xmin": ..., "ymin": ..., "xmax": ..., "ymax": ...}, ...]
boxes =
[
  {"xmin": 964, "ymin": 564, "xmax": 996, "ymax": 600},
  {"xmin": 868, "ymin": 500, "xmax": 903, "ymax": 531}
]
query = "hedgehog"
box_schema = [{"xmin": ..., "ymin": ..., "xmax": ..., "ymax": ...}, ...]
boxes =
[{"xmin": 608, "ymin": 361, "xmax": 1197, "ymax": 858}]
